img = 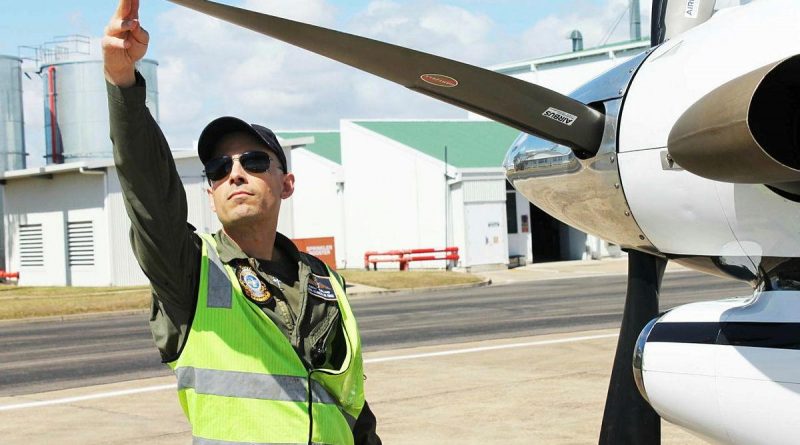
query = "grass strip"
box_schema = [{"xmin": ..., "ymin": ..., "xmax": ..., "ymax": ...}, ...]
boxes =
[
  {"xmin": 0, "ymin": 286, "xmax": 151, "ymax": 320},
  {"xmin": 0, "ymin": 270, "xmax": 482, "ymax": 320}
]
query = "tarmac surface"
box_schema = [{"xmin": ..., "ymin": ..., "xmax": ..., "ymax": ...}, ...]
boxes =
[{"xmin": 0, "ymin": 256, "xmax": 733, "ymax": 444}]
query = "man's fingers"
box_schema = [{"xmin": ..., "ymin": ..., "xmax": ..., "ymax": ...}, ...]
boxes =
[
  {"xmin": 102, "ymin": 35, "xmax": 131, "ymax": 51},
  {"xmin": 115, "ymin": 0, "xmax": 132, "ymax": 17},
  {"xmin": 105, "ymin": 19, "xmax": 138, "ymax": 37},
  {"xmin": 131, "ymin": 0, "xmax": 140, "ymax": 20},
  {"xmin": 130, "ymin": 24, "xmax": 150, "ymax": 46}
]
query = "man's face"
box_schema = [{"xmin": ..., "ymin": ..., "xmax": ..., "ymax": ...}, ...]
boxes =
[{"xmin": 206, "ymin": 131, "xmax": 295, "ymax": 231}]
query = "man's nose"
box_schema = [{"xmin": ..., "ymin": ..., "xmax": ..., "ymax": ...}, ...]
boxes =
[{"xmin": 228, "ymin": 158, "xmax": 248, "ymax": 183}]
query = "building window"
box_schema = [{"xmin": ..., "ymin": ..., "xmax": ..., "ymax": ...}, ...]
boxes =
[
  {"xmin": 19, "ymin": 224, "xmax": 44, "ymax": 267},
  {"xmin": 67, "ymin": 221, "xmax": 95, "ymax": 266},
  {"xmin": 506, "ymin": 181, "xmax": 518, "ymax": 234}
]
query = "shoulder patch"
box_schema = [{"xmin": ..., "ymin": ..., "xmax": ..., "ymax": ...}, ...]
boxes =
[{"xmin": 307, "ymin": 274, "xmax": 337, "ymax": 301}]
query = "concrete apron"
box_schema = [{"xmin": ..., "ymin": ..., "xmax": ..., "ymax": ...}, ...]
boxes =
[{"xmin": 0, "ymin": 329, "xmax": 706, "ymax": 444}]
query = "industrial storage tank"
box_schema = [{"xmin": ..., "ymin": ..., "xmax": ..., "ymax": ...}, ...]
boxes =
[
  {"xmin": 42, "ymin": 59, "xmax": 158, "ymax": 164},
  {"xmin": 0, "ymin": 55, "xmax": 26, "ymax": 171}
]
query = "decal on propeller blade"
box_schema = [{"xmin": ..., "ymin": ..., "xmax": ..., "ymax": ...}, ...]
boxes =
[
  {"xmin": 542, "ymin": 107, "xmax": 578, "ymax": 126},
  {"xmin": 685, "ymin": 0, "xmax": 701, "ymax": 18},
  {"xmin": 420, "ymin": 74, "xmax": 459, "ymax": 88}
]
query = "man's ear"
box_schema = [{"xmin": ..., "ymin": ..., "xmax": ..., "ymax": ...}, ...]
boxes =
[
  {"xmin": 207, "ymin": 186, "xmax": 217, "ymax": 214},
  {"xmin": 281, "ymin": 173, "xmax": 295, "ymax": 200}
]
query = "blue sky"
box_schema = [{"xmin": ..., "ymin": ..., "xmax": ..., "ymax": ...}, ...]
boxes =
[{"xmin": 1, "ymin": 0, "xmax": 649, "ymax": 164}]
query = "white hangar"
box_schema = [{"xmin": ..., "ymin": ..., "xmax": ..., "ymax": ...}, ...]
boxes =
[{"xmin": 284, "ymin": 123, "xmax": 530, "ymax": 271}]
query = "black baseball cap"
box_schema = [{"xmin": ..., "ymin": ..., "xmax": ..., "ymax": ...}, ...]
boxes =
[{"xmin": 198, "ymin": 117, "xmax": 288, "ymax": 172}]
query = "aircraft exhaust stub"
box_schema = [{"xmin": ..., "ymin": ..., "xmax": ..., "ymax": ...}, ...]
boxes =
[{"xmin": 668, "ymin": 55, "xmax": 800, "ymax": 194}]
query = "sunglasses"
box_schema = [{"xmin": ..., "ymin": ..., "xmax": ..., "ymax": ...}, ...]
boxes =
[{"xmin": 204, "ymin": 151, "xmax": 276, "ymax": 181}]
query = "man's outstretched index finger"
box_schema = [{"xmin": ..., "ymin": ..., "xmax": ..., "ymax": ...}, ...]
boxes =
[{"xmin": 115, "ymin": 0, "xmax": 138, "ymax": 19}]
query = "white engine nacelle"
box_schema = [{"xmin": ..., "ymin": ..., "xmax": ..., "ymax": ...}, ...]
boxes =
[{"xmin": 634, "ymin": 291, "xmax": 800, "ymax": 444}]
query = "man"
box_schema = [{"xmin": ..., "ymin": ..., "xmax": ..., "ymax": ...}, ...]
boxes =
[{"xmin": 102, "ymin": 1, "xmax": 381, "ymax": 444}]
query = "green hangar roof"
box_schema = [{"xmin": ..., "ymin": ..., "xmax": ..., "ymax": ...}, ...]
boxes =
[
  {"xmin": 278, "ymin": 131, "xmax": 342, "ymax": 164},
  {"xmin": 353, "ymin": 121, "xmax": 520, "ymax": 169}
]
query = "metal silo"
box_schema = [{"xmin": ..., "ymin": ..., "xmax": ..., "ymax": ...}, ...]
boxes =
[
  {"xmin": 42, "ymin": 59, "xmax": 158, "ymax": 164},
  {"xmin": 0, "ymin": 55, "xmax": 26, "ymax": 171}
]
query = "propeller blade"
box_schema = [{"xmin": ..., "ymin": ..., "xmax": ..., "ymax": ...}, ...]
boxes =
[
  {"xmin": 651, "ymin": 0, "xmax": 668, "ymax": 46},
  {"xmin": 167, "ymin": 0, "xmax": 606, "ymax": 156},
  {"xmin": 599, "ymin": 250, "xmax": 665, "ymax": 444},
  {"xmin": 652, "ymin": 0, "xmax": 714, "ymax": 45}
]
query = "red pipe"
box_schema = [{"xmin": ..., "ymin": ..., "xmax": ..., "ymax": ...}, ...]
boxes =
[
  {"xmin": 0, "ymin": 270, "xmax": 19, "ymax": 279},
  {"xmin": 364, "ymin": 248, "xmax": 460, "ymax": 270},
  {"xmin": 47, "ymin": 66, "xmax": 60, "ymax": 164}
]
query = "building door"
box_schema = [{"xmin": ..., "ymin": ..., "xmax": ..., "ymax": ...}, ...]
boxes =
[
  {"xmin": 530, "ymin": 203, "xmax": 561, "ymax": 263},
  {"xmin": 464, "ymin": 203, "xmax": 507, "ymax": 267}
]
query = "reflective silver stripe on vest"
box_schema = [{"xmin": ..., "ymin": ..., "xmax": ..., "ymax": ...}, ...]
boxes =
[
  {"xmin": 341, "ymin": 408, "xmax": 357, "ymax": 431},
  {"xmin": 193, "ymin": 437, "xmax": 316, "ymax": 445},
  {"xmin": 176, "ymin": 367, "xmax": 340, "ymax": 406},
  {"xmin": 311, "ymin": 381, "xmax": 356, "ymax": 430},
  {"xmin": 204, "ymin": 236, "xmax": 232, "ymax": 309},
  {"xmin": 310, "ymin": 380, "xmax": 337, "ymax": 405},
  {"xmin": 177, "ymin": 367, "xmax": 308, "ymax": 402}
]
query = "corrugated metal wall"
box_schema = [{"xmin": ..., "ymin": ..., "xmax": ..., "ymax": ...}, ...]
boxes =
[
  {"xmin": 106, "ymin": 168, "xmax": 148, "ymax": 286},
  {"xmin": 462, "ymin": 178, "xmax": 505, "ymax": 203}
]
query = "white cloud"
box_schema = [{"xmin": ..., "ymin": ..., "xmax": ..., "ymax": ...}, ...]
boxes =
[{"xmin": 348, "ymin": 0, "xmax": 496, "ymax": 65}]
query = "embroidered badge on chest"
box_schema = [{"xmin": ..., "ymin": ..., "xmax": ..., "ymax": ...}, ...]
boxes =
[
  {"xmin": 308, "ymin": 274, "xmax": 337, "ymax": 301},
  {"xmin": 238, "ymin": 266, "xmax": 271, "ymax": 303}
]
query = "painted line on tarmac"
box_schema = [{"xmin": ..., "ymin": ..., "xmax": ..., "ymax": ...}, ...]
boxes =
[
  {"xmin": 364, "ymin": 333, "xmax": 619, "ymax": 363},
  {"xmin": 0, "ymin": 332, "xmax": 618, "ymax": 412},
  {"xmin": 0, "ymin": 384, "xmax": 175, "ymax": 412}
]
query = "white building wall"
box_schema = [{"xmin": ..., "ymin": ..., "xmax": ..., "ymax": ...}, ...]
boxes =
[
  {"xmin": 106, "ymin": 168, "xmax": 148, "ymax": 286},
  {"xmin": 449, "ymin": 182, "xmax": 465, "ymax": 261},
  {"xmin": 290, "ymin": 148, "xmax": 346, "ymax": 268},
  {"xmin": 5, "ymin": 172, "xmax": 108, "ymax": 286},
  {"xmin": 341, "ymin": 121, "xmax": 449, "ymax": 270}
]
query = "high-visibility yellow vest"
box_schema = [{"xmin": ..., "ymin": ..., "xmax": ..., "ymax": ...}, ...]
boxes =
[{"xmin": 168, "ymin": 234, "xmax": 365, "ymax": 445}]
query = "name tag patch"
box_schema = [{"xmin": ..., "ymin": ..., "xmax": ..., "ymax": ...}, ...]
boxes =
[{"xmin": 308, "ymin": 274, "xmax": 337, "ymax": 301}]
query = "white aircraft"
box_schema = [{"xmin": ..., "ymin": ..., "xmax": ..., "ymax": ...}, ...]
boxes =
[{"xmin": 167, "ymin": 0, "xmax": 800, "ymax": 443}]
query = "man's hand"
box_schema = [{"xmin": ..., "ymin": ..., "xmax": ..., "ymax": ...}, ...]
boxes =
[{"xmin": 103, "ymin": 0, "xmax": 150, "ymax": 87}]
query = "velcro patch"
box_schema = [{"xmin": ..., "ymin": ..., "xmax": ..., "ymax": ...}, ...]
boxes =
[{"xmin": 308, "ymin": 274, "xmax": 337, "ymax": 301}]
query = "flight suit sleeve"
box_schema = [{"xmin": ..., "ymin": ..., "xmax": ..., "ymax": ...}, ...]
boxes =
[
  {"xmin": 107, "ymin": 72, "xmax": 201, "ymax": 359},
  {"xmin": 353, "ymin": 400, "xmax": 382, "ymax": 445}
]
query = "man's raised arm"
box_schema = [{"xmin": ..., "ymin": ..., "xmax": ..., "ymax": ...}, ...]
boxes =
[{"xmin": 103, "ymin": 0, "xmax": 200, "ymax": 320}]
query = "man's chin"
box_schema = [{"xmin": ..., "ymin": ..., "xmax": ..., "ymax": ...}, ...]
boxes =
[{"xmin": 221, "ymin": 210, "xmax": 268, "ymax": 228}]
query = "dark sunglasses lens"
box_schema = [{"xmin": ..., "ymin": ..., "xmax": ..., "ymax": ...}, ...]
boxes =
[
  {"xmin": 240, "ymin": 152, "xmax": 271, "ymax": 173},
  {"xmin": 205, "ymin": 157, "xmax": 232, "ymax": 181}
]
